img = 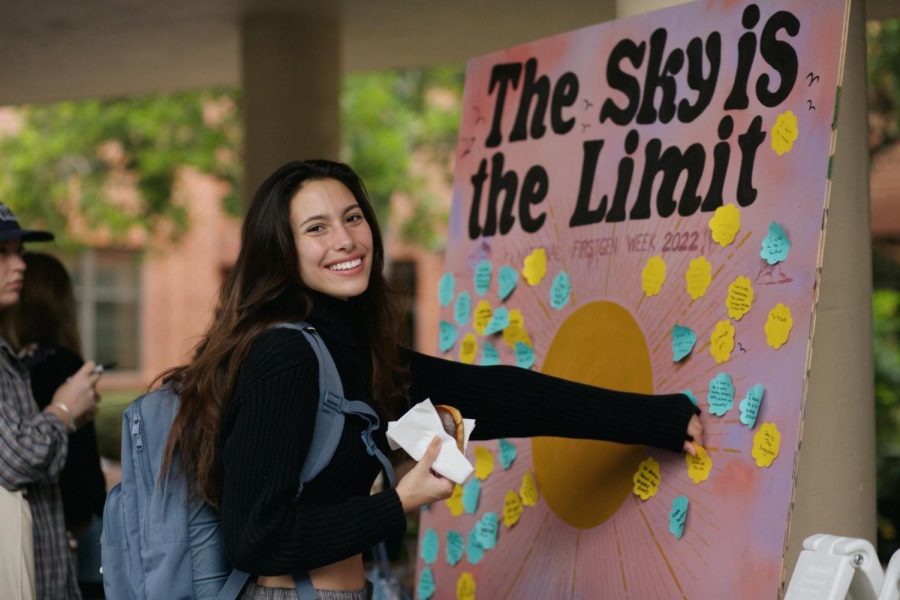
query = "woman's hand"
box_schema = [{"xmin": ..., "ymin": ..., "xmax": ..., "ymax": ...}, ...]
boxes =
[
  {"xmin": 395, "ymin": 436, "xmax": 455, "ymax": 512},
  {"xmin": 683, "ymin": 414, "xmax": 704, "ymax": 456},
  {"xmin": 48, "ymin": 361, "xmax": 102, "ymax": 431}
]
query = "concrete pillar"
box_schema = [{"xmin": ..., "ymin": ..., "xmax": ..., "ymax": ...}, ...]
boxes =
[{"xmin": 240, "ymin": 12, "xmax": 341, "ymax": 200}]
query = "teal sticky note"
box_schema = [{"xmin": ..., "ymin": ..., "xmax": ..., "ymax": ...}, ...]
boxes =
[
  {"xmin": 417, "ymin": 567, "xmax": 435, "ymax": 600},
  {"xmin": 466, "ymin": 528, "xmax": 484, "ymax": 565},
  {"xmin": 550, "ymin": 271, "xmax": 572, "ymax": 310},
  {"xmin": 707, "ymin": 372, "xmax": 735, "ymax": 417},
  {"xmin": 476, "ymin": 512, "xmax": 499, "ymax": 550},
  {"xmin": 454, "ymin": 290, "xmax": 472, "ymax": 326},
  {"xmin": 760, "ymin": 222, "xmax": 791, "ymax": 265},
  {"xmin": 446, "ymin": 531, "xmax": 464, "ymax": 566},
  {"xmin": 498, "ymin": 265, "xmax": 518, "ymax": 301},
  {"xmin": 420, "ymin": 528, "xmax": 439, "ymax": 565},
  {"xmin": 438, "ymin": 272, "xmax": 455, "ymax": 307},
  {"xmin": 672, "ymin": 324, "xmax": 697, "ymax": 362},
  {"xmin": 439, "ymin": 321, "xmax": 457, "ymax": 353},
  {"xmin": 515, "ymin": 342, "xmax": 535, "ymax": 369},
  {"xmin": 681, "ymin": 389, "xmax": 699, "ymax": 406},
  {"xmin": 462, "ymin": 478, "xmax": 481, "ymax": 514},
  {"xmin": 481, "ymin": 343, "xmax": 500, "ymax": 366},
  {"xmin": 739, "ymin": 384, "xmax": 766, "ymax": 429},
  {"xmin": 669, "ymin": 496, "xmax": 689, "ymax": 540},
  {"xmin": 498, "ymin": 439, "xmax": 517, "ymax": 469},
  {"xmin": 474, "ymin": 260, "xmax": 492, "ymax": 296},
  {"xmin": 483, "ymin": 306, "xmax": 510, "ymax": 335}
]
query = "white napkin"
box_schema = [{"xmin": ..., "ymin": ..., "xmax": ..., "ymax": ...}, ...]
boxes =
[{"xmin": 387, "ymin": 399, "xmax": 476, "ymax": 484}]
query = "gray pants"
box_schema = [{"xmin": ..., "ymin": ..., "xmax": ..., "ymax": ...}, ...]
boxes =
[{"xmin": 239, "ymin": 579, "xmax": 373, "ymax": 600}]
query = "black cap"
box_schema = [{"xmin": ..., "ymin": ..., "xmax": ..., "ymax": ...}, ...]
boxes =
[{"xmin": 0, "ymin": 203, "xmax": 53, "ymax": 243}]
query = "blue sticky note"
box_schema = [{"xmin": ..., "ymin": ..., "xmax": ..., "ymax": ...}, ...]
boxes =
[
  {"xmin": 707, "ymin": 372, "xmax": 735, "ymax": 417},
  {"xmin": 446, "ymin": 531, "xmax": 464, "ymax": 566},
  {"xmin": 454, "ymin": 290, "xmax": 472, "ymax": 326},
  {"xmin": 760, "ymin": 222, "xmax": 791, "ymax": 265},
  {"xmin": 483, "ymin": 306, "xmax": 510, "ymax": 335},
  {"xmin": 515, "ymin": 342, "xmax": 535, "ymax": 369},
  {"xmin": 466, "ymin": 528, "xmax": 484, "ymax": 565},
  {"xmin": 417, "ymin": 567, "xmax": 435, "ymax": 600},
  {"xmin": 739, "ymin": 384, "xmax": 766, "ymax": 429},
  {"xmin": 438, "ymin": 272, "xmax": 455, "ymax": 307},
  {"xmin": 669, "ymin": 496, "xmax": 689, "ymax": 540},
  {"xmin": 474, "ymin": 260, "xmax": 492, "ymax": 296},
  {"xmin": 420, "ymin": 528, "xmax": 439, "ymax": 565},
  {"xmin": 498, "ymin": 265, "xmax": 518, "ymax": 301},
  {"xmin": 681, "ymin": 389, "xmax": 699, "ymax": 406},
  {"xmin": 498, "ymin": 439, "xmax": 517, "ymax": 470},
  {"xmin": 550, "ymin": 271, "xmax": 572, "ymax": 310},
  {"xmin": 462, "ymin": 478, "xmax": 481, "ymax": 514},
  {"xmin": 481, "ymin": 343, "xmax": 500, "ymax": 366},
  {"xmin": 476, "ymin": 512, "xmax": 499, "ymax": 550},
  {"xmin": 439, "ymin": 321, "xmax": 457, "ymax": 353},
  {"xmin": 672, "ymin": 324, "xmax": 697, "ymax": 362}
]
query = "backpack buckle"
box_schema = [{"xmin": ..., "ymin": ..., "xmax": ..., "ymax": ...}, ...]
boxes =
[
  {"xmin": 324, "ymin": 393, "xmax": 342, "ymax": 412},
  {"xmin": 360, "ymin": 431, "xmax": 377, "ymax": 456}
]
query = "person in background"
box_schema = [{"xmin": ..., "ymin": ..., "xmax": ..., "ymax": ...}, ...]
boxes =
[
  {"xmin": 14, "ymin": 252, "xmax": 108, "ymax": 599},
  {"xmin": 0, "ymin": 203, "xmax": 101, "ymax": 599}
]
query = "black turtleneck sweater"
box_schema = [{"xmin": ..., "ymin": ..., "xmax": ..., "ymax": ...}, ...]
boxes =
[{"xmin": 218, "ymin": 293, "xmax": 699, "ymax": 575}]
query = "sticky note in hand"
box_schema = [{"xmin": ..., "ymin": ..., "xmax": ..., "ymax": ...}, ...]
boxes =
[{"xmin": 686, "ymin": 445, "xmax": 712, "ymax": 484}]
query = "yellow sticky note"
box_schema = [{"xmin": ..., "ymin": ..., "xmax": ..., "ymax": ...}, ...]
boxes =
[
  {"xmin": 641, "ymin": 255, "xmax": 667, "ymax": 297},
  {"xmin": 685, "ymin": 256, "xmax": 712, "ymax": 300},
  {"xmin": 459, "ymin": 332, "xmax": 478, "ymax": 365},
  {"xmin": 520, "ymin": 471, "xmax": 539, "ymax": 506},
  {"xmin": 522, "ymin": 248, "xmax": 547, "ymax": 286},
  {"xmin": 752, "ymin": 422, "xmax": 781, "ymax": 468},
  {"xmin": 503, "ymin": 308, "xmax": 532, "ymax": 349},
  {"xmin": 472, "ymin": 300, "xmax": 493, "ymax": 335},
  {"xmin": 765, "ymin": 303, "xmax": 793, "ymax": 349},
  {"xmin": 771, "ymin": 110, "xmax": 799, "ymax": 156},
  {"xmin": 502, "ymin": 490, "xmax": 523, "ymax": 528},
  {"xmin": 446, "ymin": 484, "xmax": 464, "ymax": 516},
  {"xmin": 457, "ymin": 572, "xmax": 476, "ymax": 600},
  {"xmin": 709, "ymin": 205, "xmax": 741, "ymax": 248},
  {"xmin": 710, "ymin": 319, "xmax": 735, "ymax": 364},
  {"xmin": 726, "ymin": 276, "xmax": 754, "ymax": 320},
  {"xmin": 474, "ymin": 446, "xmax": 495, "ymax": 481},
  {"xmin": 685, "ymin": 445, "xmax": 713, "ymax": 484},
  {"xmin": 632, "ymin": 457, "xmax": 661, "ymax": 500}
]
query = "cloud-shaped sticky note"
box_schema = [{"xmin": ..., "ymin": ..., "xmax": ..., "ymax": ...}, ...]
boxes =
[
  {"xmin": 476, "ymin": 512, "xmax": 499, "ymax": 550},
  {"xmin": 462, "ymin": 477, "xmax": 481, "ymax": 515},
  {"xmin": 641, "ymin": 255, "xmax": 667, "ymax": 297},
  {"xmin": 682, "ymin": 389, "xmax": 699, "ymax": 406},
  {"xmin": 765, "ymin": 303, "xmax": 793, "ymax": 349},
  {"xmin": 439, "ymin": 321, "xmax": 457, "ymax": 353},
  {"xmin": 707, "ymin": 372, "xmax": 735, "ymax": 417},
  {"xmin": 515, "ymin": 341, "xmax": 535, "ymax": 369},
  {"xmin": 503, "ymin": 490, "xmax": 523, "ymax": 528},
  {"xmin": 446, "ymin": 531, "xmax": 464, "ymax": 566},
  {"xmin": 499, "ymin": 439, "xmax": 517, "ymax": 469},
  {"xmin": 752, "ymin": 422, "xmax": 781, "ymax": 468},
  {"xmin": 418, "ymin": 567, "xmax": 435, "ymax": 600},
  {"xmin": 472, "ymin": 300, "xmax": 493, "ymax": 335},
  {"xmin": 454, "ymin": 290, "xmax": 471, "ymax": 326},
  {"xmin": 420, "ymin": 528, "xmax": 440, "ymax": 564},
  {"xmin": 520, "ymin": 472, "xmax": 539, "ymax": 506},
  {"xmin": 739, "ymin": 384, "xmax": 766, "ymax": 429},
  {"xmin": 503, "ymin": 309, "xmax": 531, "ymax": 349},
  {"xmin": 481, "ymin": 342, "xmax": 500, "ymax": 366},
  {"xmin": 466, "ymin": 528, "xmax": 484, "ymax": 565},
  {"xmin": 498, "ymin": 265, "xmax": 518, "ymax": 301},
  {"xmin": 709, "ymin": 205, "xmax": 741, "ymax": 248},
  {"xmin": 685, "ymin": 444, "xmax": 713, "ymax": 484},
  {"xmin": 483, "ymin": 306, "xmax": 510, "ymax": 335},
  {"xmin": 550, "ymin": 271, "xmax": 572, "ymax": 310},
  {"xmin": 522, "ymin": 248, "xmax": 547, "ymax": 286},
  {"xmin": 474, "ymin": 259, "xmax": 492, "ymax": 296},
  {"xmin": 771, "ymin": 110, "xmax": 799, "ymax": 156},
  {"xmin": 446, "ymin": 484, "xmax": 464, "ymax": 517},
  {"xmin": 474, "ymin": 446, "xmax": 495, "ymax": 481},
  {"xmin": 761, "ymin": 222, "xmax": 791, "ymax": 265},
  {"xmin": 632, "ymin": 457, "xmax": 661, "ymax": 500},
  {"xmin": 726, "ymin": 276, "xmax": 754, "ymax": 320},
  {"xmin": 438, "ymin": 272, "xmax": 455, "ymax": 307},
  {"xmin": 459, "ymin": 332, "xmax": 478, "ymax": 365},
  {"xmin": 710, "ymin": 319, "xmax": 736, "ymax": 364},
  {"xmin": 672, "ymin": 324, "xmax": 697, "ymax": 362},
  {"xmin": 685, "ymin": 256, "xmax": 713, "ymax": 300},
  {"xmin": 669, "ymin": 496, "xmax": 690, "ymax": 540},
  {"xmin": 457, "ymin": 572, "xmax": 476, "ymax": 600}
]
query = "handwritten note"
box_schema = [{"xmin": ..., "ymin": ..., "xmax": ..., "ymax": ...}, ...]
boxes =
[
  {"xmin": 474, "ymin": 446, "xmax": 495, "ymax": 481},
  {"xmin": 550, "ymin": 271, "xmax": 572, "ymax": 309},
  {"xmin": 520, "ymin": 472, "xmax": 539, "ymax": 506},
  {"xmin": 632, "ymin": 457, "xmax": 661, "ymax": 500},
  {"xmin": 752, "ymin": 422, "xmax": 781, "ymax": 468},
  {"xmin": 761, "ymin": 222, "xmax": 791, "ymax": 265},
  {"xmin": 515, "ymin": 341, "xmax": 535, "ymax": 369},
  {"xmin": 771, "ymin": 110, "xmax": 799, "ymax": 156},
  {"xmin": 672, "ymin": 324, "xmax": 697, "ymax": 362},
  {"xmin": 710, "ymin": 319, "xmax": 736, "ymax": 364},
  {"xmin": 503, "ymin": 490, "xmax": 523, "ymax": 528},
  {"xmin": 462, "ymin": 478, "xmax": 481, "ymax": 515},
  {"xmin": 481, "ymin": 342, "xmax": 500, "ymax": 366},
  {"xmin": 726, "ymin": 276, "xmax": 754, "ymax": 320},
  {"xmin": 472, "ymin": 300, "xmax": 493, "ymax": 335},
  {"xmin": 457, "ymin": 572, "xmax": 476, "ymax": 600},
  {"xmin": 709, "ymin": 205, "xmax": 741, "ymax": 248},
  {"xmin": 522, "ymin": 248, "xmax": 547, "ymax": 286},
  {"xmin": 483, "ymin": 305, "xmax": 510, "ymax": 335},
  {"xmin": 418, "ymin": 567, "xmax": 435, "ymax": 600},
  {"xmin": 765, "ymin": 303, "xmax": 793, "ymax": 349},
  {"xmin": 476, "ymin": 512, "xmax": 499, "ymax": 549},
  {"xmin": 459, "ymin": 332, "xmax": 478, "ymax": 365},
  {"xmin": 420, "ymin": 528, "xmax": 439, "ymax": 564},
  {"xmin": 685, "ymin": 256, "xmax": 712, "ymax": 300},
  {"xmin": 707, "ymin": 372, "xmax": 735, "ymax": 417},
  {"xmin": 446, "ymin": 484, "xmax": 464, "ymax": 517},
  {"xmin": 641, "ymin": 255, "xmax": 667, "ymax": 297},
  {"xmin": 498, "ymin": 265, "xmax": 519, "ymax": 301},
  {"xmin": 439, "ymin": 321, "xmax": 457, "ymax": 353},
  {"xmin": 498, "ymin": 439, "xmax": 517, "ymax": 469},
  {"xmin": 439, "ymin": 272, "xmax": 455, "ymax": 307},
  {"xmin": 503, "ymin": 309, "xmax": 531, "ymax": 349},
  {"xmin": 474, "ymin": 259, "xmax": 492, "ymax": 296},
  {"xmin": 739, "ymin": 384, "xmax": 766, "ymax": 429},
  {"xmin": 454, "ymin": 290, "xmax": 471, "ymax": 326},
  {"xmin": 466, "ymin": 528, "xmax": 484, "ymax": 565},
  {"xmin": 446, "ymin": 531, "xmax": 464, "ymax": 567},
  {"xmin": 669, "ymin": 496, "xmax": 690, "ymax": 540},
  {"xmin": 686, "ymin": 444, "xmax": 713, "ymax": 484}
]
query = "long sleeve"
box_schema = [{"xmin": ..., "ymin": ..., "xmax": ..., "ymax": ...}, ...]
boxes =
[{"xmin": 405, "ymin": 349, "xmax": 698, "ymax": 452}]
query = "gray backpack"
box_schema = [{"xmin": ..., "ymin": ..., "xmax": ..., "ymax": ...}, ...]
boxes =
[{"xmin": 100, "ymin": 323, "xmax": 396, "ymax": 600}]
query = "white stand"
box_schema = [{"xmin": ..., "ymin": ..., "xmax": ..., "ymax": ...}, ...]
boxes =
[{"xmin": 785, "ymin": 534, "xmax": 885, "ymax": 600}]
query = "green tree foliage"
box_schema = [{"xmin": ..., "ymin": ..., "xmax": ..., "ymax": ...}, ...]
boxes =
[{"xmin": 868, "ymin": 19, "xmax": 900, "ymax": 148}]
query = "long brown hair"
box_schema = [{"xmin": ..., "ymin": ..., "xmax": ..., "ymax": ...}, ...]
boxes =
[
  {"xmin": 12, "ymin": 252, "xmax": 82, "ymax": 354},
  {"xmin": 161, "ymin": 160, "xmax": 406, "ymax": 506}
]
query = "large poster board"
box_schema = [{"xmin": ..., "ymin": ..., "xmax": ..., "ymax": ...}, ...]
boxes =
[{"xmin": 416, "ymin": 1, "xmax": 850, "ymax": 598}]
